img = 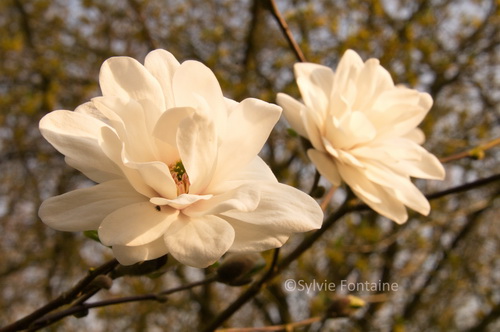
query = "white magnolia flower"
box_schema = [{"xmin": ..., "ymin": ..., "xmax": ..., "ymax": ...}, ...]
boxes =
[
  {"xmin": 277, "ymin": 50, "xmax": 445, "ymax": 224},
  {"xmin": 39, "ymin": 49, "xmax": 323, "ymax": 268}
]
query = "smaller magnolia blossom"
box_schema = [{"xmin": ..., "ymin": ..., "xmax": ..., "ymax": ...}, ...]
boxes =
[
  {"xmin": 277, "ymin": 50, "xmax": 445, "ymax": 223},
  {"xmin": 39, "ymin": 49, "xmax": 323, "ymax": 268}
]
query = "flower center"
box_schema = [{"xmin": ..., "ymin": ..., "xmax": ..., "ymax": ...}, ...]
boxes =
[{"xmin": 169, "ymin": 160, "xmax": 190, "ymax": 195}]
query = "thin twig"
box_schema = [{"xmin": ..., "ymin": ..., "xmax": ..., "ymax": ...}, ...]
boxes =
[
  {"xmin": 216, "ymin": 316, "xmax": 321, "ymax": 331},
  {"xmin": 320, "ymin": 186, "xmax": 337, "ymax": 211},
  {"xmin": 425, "ymin": 173, "xmax": 500, "ymax": 200},
  {"xmin": 27, "ymin": 276, "xmax": 217, "ymax": 331},
  {"xmin": 439, "ymin": 136, "xmax": 500, "ymax": 163},
  {"xmin": 266, "ymin": 0, "xmax": 307, "ymax": 62},
  {"xmin": 308, "ymin": 170, "xmax": 321, "ymax": 196}
]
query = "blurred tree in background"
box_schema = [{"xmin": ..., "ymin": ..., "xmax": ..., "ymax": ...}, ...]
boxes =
[{"xmin": 0, "ymin": 0, "xmax": 499, "ymax": 331}]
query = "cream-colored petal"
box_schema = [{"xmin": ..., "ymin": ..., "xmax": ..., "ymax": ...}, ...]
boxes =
[
  {"xmin": 307, "ymin": 149, "xmax": 342, "ymax": 186},
  {"xmin": 400, "ymin": 146, "xmax": 446, "ymax": 180},
  {"xmin": 294, "ymin": 62, "xmax": 333, "ymax": 120},
  {"xmin": 74, "ymin": 101, "xmax": 108, "ymax": 122},
  {"xmin": 353, "ymin": 58, "xmax": 394, "ymax": 111},
  {"xmin": 404, "ymin": 128, "xmax": 426, "ymax": 145},
  {"xmin": 363, "ymin": 162, "xmax": 430, "ymax": 215},
  {"xmin": 153, "ymin": 106, "xmax": 195, "ymax": 149},
  {"xmin": 164, "ymin": 214, "xmax": 235, "ymax": 268},
  {"xmin": 126, "ymin": 160, "xmax": 178, "ymax": 199},
  {"xmin": 176, "ymin": 112, "xmax": 217, "ymax": 194},
  {"xmin": 172, "ymin": 60, "xmax": 227, "ymax": 135},
  {"xmin": 150, "ymin": 194, "xmax": 212, "ymax": 210},
  {"xmin": 225, "ymin": 216, "xmax": 291, "ymax": 252},
  {"xmin": 184, "ymin": 183, "xmax": 261, "ymax": 217},
  {"xmin": 332, "ymin": 49, "xmax": 364, "ymax": 94},
  {"xmin": 99, "ymin": 56, "xmax": 165, "ymax": 112},
  {"xmin": 144, "ymin": 49, "xmax": 181, "ymax": 109},
  {"xmin": 93, "ymin": 96, "xmax": 156, "ymax": 163},
  {"xmin": 211, "ymin": 98, "xmax": 281, "ymax": 185},
  {"xmin": 39, "ymin": 180, "xmax": 146, "ymax": 232},
  {"xmin": 276, "ymin": 93, "xmax": 308, "ymax": 138},
  {"xmin": 112, "ymin": 237, "xmax": 168, "ymax": 265},
  {"xmin": 99, "ymin": 126, "xmax": 157, "ymax": 197},
  {"xmin": 99, "ymin": 203, "xmax": 179, "ymax": 246},
  {"xmin": 206, "ymin": 156, "xmax": 277, "ymax": 194},
  {"xmin": 222, "ymin": 182, "xmax": 323, "ymax": 232},
  {"xmin": 39, "ymin": 110, "xmax": 122, "ymax": 182},
  {"xmin": 336, "ymin": 163, "xmax": 408, "ymax": 223},
  {"xmin": 302, "ymin": 106, "xmax": 325, "ymax": 151}
]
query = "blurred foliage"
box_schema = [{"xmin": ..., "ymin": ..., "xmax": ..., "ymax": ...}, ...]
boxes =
[{"xmin": 0, "ymin": 0, "xmax": 499, "ymax": 331}]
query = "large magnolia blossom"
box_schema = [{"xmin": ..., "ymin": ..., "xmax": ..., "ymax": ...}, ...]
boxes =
[
  {"xmin": 39, "ymin": 49, "xmax": 323, "ymax": 268},
  {"xmin": 277, "ymin": 50, "xmax": 445, "ymax": 223}
]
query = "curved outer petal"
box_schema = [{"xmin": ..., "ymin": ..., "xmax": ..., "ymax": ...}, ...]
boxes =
[
  {"xmin": 211, "ymin": 98, "xmax": 282, "ymax": 185},
  {"xmin": 222, "ymin": 182, "xmax": 323, "ymax": 232},
  {"xmin": 39, "ymin": 180, "xmax": 147, "ymax": 231},
  {"xmin": 99, "ymin": 203, "xmax": 179, "ymax": 246},
  {"xmin": 144, "ymin": 49, "xmax": 181, "ymax": 109},
  {"xmin": 276, "ymin": 93, "xmax": 308, "ymax": 138},
  {"xmin": 74, "ymin": 101, "xmax": 108, "ymax": 122},
  {"xmin": 164, "ymin": 214, "xmax": 235, "ymax": 268},
  {"xmin": 99, "ymin": 56, "xmax": 165, "ymax": 113},
  {"xmin": 362, "ymin": 161, "xmax": 430, "ymax": 215},
  {"xmin": 112, "ymin": 236, "xmax": 168, "ymax": 265},
  {"xmin": 336, "ymin": 163, "xmax": 408, "ymax": 223},
  {"xmin": 225, "ymin": 216, "xmax": 291, "ymax": 252},
  {"xmin": 307, "ymin": 149, "xmax": 341, "ymax": 186},
  {"xmin": 39, "ymin": 110, "xmax": 122, "ymax": 182}
]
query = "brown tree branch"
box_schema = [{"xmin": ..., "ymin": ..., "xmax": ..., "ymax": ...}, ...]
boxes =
[
  {"xmin": 266, "ymin": 0, "xmax": 307, "ymax": 62},
  {"xmin": 27, "ymin": 276, "xmax": 217, "ymax": 331},
  {"xmin": 0, "ymin": 259, "xmax": 118, "ymax": 332}
]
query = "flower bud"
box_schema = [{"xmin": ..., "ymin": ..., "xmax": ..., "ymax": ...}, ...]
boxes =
[
  {"xmin": 310, "ymin": 185, "xmax": 326, "ymax": 198},
  {"xmin": 73, "ymin": 308, "xmax": 89, "ymax": 318},
  {"xmin": 216, "ymin": 253, "xmax": 265, "ymax": 286},
  {"xmin": 88, "ymin": 275, "xmax": 113, "ymax": 290}
]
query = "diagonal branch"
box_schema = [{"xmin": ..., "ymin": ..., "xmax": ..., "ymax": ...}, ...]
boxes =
[
  {"xmin": 0, "ymin": 259, "xmax": 119, "ymax": 332},
  {"xmin": 266, "ymin": 0, "xmax": 307, "ymax": 62}
]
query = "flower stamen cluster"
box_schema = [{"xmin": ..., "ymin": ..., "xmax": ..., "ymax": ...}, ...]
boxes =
[{"xmin": 169, "ymin": 160, "xmax": 190, "ymax": 195}]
